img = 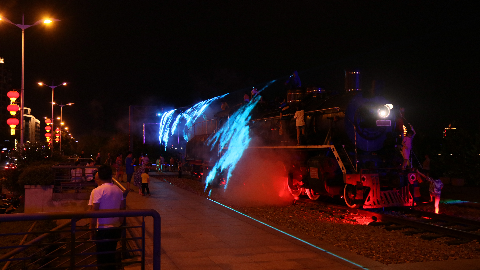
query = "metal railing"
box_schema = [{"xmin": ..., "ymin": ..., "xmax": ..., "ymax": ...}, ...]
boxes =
[
  {"xmin": 191, "ymin": 119, "xmax": 217, "ymax": 137},
  {"xmin": 0, "ymin": 209, "xmax": 160, "ymax": 269},
  {"xmin": 52, "ymin": 165, "xmax": 100, "ymax": 194}
]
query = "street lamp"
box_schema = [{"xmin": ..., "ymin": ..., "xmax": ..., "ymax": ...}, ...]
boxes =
[
  {"xmin": 57, "ymin": 102, "xmax": 74, "ymax": 154},
  {"xmin": 38, "ymin": 81, "xmax": 67, "ymax": 151},
  {"xmin": 0, "ymin": 15, "xmax": 60, "ymax": 148}
]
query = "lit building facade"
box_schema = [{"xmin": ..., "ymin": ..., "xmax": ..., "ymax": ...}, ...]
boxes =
[{"xmin": 23, "ymin": 108, "xmax": 41, "ymax": 144}]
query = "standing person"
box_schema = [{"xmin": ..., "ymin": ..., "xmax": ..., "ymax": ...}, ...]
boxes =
[
  {"xmin": 294, "ymin": 107, "xmax": 305, "ymax": 145},
  {"xmin": 243, "ymin": 93, "xmax": 250, "ymax": 103},
  {"xmin": 125, "ymin": 151, "xmax": 136, "ymax": 192},
  {"xmin": 221, "ymin": 101, "xmax": 229, "ymax": 111},
  {"xmin": 422, "ymin": 154, "xmax": 431, "ymax": 176},
  {"xmin": 142, "ymin": 154, "xmax": 150, "ymax": 167},
  {"xmin": 138, "ymin": 154, "xmax": 143, "ymax": 168},
  {"xmin": 88, "ymin": 165, "xmax": 125, "ymax": 270},
  {"xmin": 160, "ymin": 155, "xmax": 165, "ymax": 172},
  {"xmin": 177, "ymin": 160, "xmax": 183, "ymax": 178},
  {"xmin": 141, "ymin": 168, "xmax": 150, "ymax": 196},
  {"xmin": 71, "ymin": 161, "xmax": 83, "ymax": 182},
  {"xmin": 169, "ymin": 157, "xmax": 175, "ymax": 172},
  {"xmin": 85, "ymin": 159, "xmax": 97, "ymax": 181},
  {"xmin": 285, "ymin": 70, "xmax": 301, "ymax": 89},
  {"xmin": 104, "ymin": 153, "xmax": 112, "ymax": 167},
  {"xmin": 417, "ymin": 170, "xmax": 443, "ymax": 214},
  {"xmin": 156, "ymin": 157, "xmax": 161, "ymax": 172},
  {"xmin": 95, "ymin": 153, "xmax": 102, "ymax": 166},
  {"xmin": 251, "ymin": 87, "xmax": 258, "ymax": 99},
  {"xmin": 115, "ymin": 154, "xmax": 123, "ymax": 182},
  {"xmin": 401, "ymin": 124, "xmax": 416, "ymax": 170},
  {"xmin": 133, "ymin": 161, "xmax": 145, "ymax": 195}
]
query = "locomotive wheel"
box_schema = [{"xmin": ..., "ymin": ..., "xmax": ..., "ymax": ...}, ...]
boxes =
[
  {"xmin": 306, "ymin": 189, "xmax": 320, "ymax": 200},
  {"xmin": 344, "ymin": 184, "xmax": 362, "ymax": 209},
  {"xmin": 287, "ymin": 172, "xmax": 302, "ymax": 198}
]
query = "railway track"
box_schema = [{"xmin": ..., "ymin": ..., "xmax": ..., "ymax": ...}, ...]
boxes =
[
  {"xmin": 295, "ymin": 197, "xmax": 480, "ymax": 245},
  {"xmin": 362, "ymin": 208, "xmax": 480, "ymax": 244}
]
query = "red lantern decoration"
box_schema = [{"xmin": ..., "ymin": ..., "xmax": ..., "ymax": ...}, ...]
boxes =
[
  {"xmin": 7, "ymin": 118, "xmax": 19, "ymax": 126},
  {"xmin": 55, "ymin": 138, "xmax": 60, "ymax": 142},
  {"xmin": 45, "ymin": 133, "xmax": 51, "ymax": 138},
  {"xmin": 7, "ymin": 91, "xmax": 19, "ymax": 103},
  {"xmin": 7, "ymin": 118, "xmax": 19, "ymax": 136},
  {"xmin": 45, "ymin": 126, "xmax": 51, "ymax": 132},
  {"xmin": 7, "ymin": 104, "xmax": 19, "ymax": 115},
  {"xmin": 55, "ymin": 133, "xmax": 60, "ymax": 137},
  {"xmin": 45, "ymin": 119, "xmax": 52, "ymax": 125}
]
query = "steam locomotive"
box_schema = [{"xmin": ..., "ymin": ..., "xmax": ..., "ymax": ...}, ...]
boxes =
[{"xmin": 187, "ymin": 70, "xmax": 418, "ymax": 208}]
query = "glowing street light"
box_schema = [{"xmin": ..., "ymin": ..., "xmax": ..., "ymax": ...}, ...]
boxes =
[
  {"xmin": 38, "ymin": 82, "xmax": 67, "ymax": 150},
  {"xmin": 57, "ymin": 102, "xmax": 74, "ymax": 153},
  {"xmin": 0, "ymin": 14, "xmax": 60, "ymax": 147}
]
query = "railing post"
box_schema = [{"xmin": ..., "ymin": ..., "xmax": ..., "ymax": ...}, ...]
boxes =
[
  {"xmin": 121, "ymin": 218, "xmax": 127, "ymax": 259},
  {"xmin": 142, "ymin": 216, "xmax": 146, "ymax": 270},
  {"xmin": 70, "ymin": 218, "xmax": 76, "ymax": 269},
  {"xmin": 153, "ymin": 213, "xmax": 161, "ymax": 270}
]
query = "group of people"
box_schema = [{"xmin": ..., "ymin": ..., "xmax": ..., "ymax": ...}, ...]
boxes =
[
  {"xmin": 70, "ymin": 159, "xmax": 99, "ymax": 182},
  {"xmin": 115, "ymin": 152, "xmax": 151, "ymax": 196}
]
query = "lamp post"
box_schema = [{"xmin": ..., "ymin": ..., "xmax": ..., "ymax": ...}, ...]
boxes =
[
  {"xmin": 38, "ymin": 82, "xmax": 67, "ymax": 152},
  {"xmin": 0, "ymin": 15, "xmax": 60, "ymax": 148},
  {"xmin": 57, "ymin": 103, "xmax": 74, "ymax": 154}
]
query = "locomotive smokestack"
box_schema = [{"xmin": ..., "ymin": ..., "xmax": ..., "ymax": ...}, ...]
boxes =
[{"xmin": 345, "ymin": 70, "xmax": 361, "ymax": 93}]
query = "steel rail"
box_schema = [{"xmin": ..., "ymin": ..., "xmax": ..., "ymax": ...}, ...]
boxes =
[{"xmin": 366, "ymin": 211, "xmax": 480, "ymax": 241}]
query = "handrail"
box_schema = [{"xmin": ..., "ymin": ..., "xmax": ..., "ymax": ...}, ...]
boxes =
[
  {"xmin": 0, "ymin": 221, "xmax": 71, "ymax": 262},
  {"xmin": 0, "ymin": 209, "xmax": 161, "ymax": 269}
]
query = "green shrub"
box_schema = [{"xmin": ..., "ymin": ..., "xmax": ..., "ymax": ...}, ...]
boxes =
[{"xmin": 18, "ymin": 164, "xmax": 55, "ymax": 186}]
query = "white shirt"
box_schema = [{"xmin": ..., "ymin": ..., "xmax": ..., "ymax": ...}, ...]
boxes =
[
  {"xmin": 85, "ymin": 167, "xmax": 96, "ymax": 181},
  {"xmin": 294, "ymin": 110, "xmax": 305, "ymax": 126},
  {"xmin": 88, "ymin": 183, "xmax": 124, "ymax": 228}
]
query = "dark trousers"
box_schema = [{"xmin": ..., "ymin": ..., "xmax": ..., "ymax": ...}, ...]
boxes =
[
  {"xmin": 95, "ymin": 227, "xmax": 121, "ymax": 270},
  {"xmin": 141, "ymin": 183, "xmax": 150, "ymax": 195},
  {"xmin": 126, "ymin": 173, "xmax": 133, "ymax": 183}
]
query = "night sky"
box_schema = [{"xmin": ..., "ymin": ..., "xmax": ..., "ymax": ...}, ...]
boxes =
[{"xmin": 0, "ymin": 1, "xmax": 479, "ymax": 140}]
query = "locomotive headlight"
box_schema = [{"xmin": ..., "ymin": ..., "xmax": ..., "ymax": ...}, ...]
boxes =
[{"xmin": 377, "ymin": 104, "xmax": 393, "ymax": 118}]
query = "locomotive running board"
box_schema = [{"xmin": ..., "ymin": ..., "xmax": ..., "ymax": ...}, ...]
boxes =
[
  {"xmin": 363, "ymin": 185, "xmax": 413, "ymax": 209},
  {"xmin": 248, "ymin": 145, "xmax": 347, "ymax": 175}
]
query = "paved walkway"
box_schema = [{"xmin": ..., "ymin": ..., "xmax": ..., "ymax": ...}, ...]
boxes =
[{"xmin": 124, "ymin": 174, "xmax": 480, "ymax": 270}]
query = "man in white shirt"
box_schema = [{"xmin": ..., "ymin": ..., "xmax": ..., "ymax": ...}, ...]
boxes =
[
  {"xmin": 84, "ymin": 159, "xmax": 97, "ymax": 181},
  {"xmin": 89, "ymin": 165, "xmax": 125, "ymax": 270},
  {"xmin": 294, "ymin": 108, "xmax": 305, "ymax": 145}
]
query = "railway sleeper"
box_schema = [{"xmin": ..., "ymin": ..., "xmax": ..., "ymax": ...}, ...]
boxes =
[
  {"xmin": 402, "ymin": 229, "xmax": 426, "ymax": 235},
  {"xmin": 420, "ymin": 233, "xmax": 443, "ymax": 240},
  {"xmin": 368, "ymin": 221, "xmax": 393, "ymax": 227},
  {"xmin": 445, "ymin": 239, "xmax": 473, "ymax": 245},
  {"xmin": 384, "ymin": 224, "xmax": 408, "ymax": 231}
]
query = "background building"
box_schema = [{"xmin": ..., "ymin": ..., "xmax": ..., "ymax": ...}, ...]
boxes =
[{"xmin": 23, "ymin": 108, "xmax": 41, "ymax": 144}]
